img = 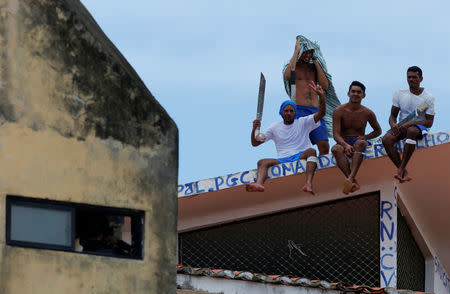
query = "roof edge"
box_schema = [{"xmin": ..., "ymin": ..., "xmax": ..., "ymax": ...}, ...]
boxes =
[{"xmin": 178, "ymin": 131, "xmax": 450, "ymax": 197}]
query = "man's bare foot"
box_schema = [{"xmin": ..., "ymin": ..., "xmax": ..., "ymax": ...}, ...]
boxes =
[
  {"xmin": 394, "ymin": 169, "xmax": 412, "ymax": 183},
  {"xmin": 246, "ymin": 183, "xmax": 265, "ymax": 192},
  {"xmin": 302, "ymin": 183, "xmax": 315, "ymax": 196},
  {"xmin": 350, "ymin": 181, "xmax": 360, "ymax": 193},
  {"xmin": 342, "ymin": 178, "xmax": 353, "ymax": 195}
]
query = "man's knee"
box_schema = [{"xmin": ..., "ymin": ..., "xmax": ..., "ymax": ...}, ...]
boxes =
[
  {"xmin": 303, "ymin": 148, "xmax": 317, "ymax": 157},
  {"xmin": 382, "ymin": 134, "xmax": 396, "ymax": 147},
  {"xmin": 406, "ymin": 126, "xmax": 420, "ymax": 139},
  {"xmin": 354, "ymin": 140, "xmax": 367, "ymax": 151},
  {"xmin": 316, "ymin": 140, "xmax": 330, "ymax": 155},
  {"xmin": 331, "ymin": 144, "xmax": 344, "ymax": 155},
  {"xmin": 257, "ymin": 159, "xmax": 274, "ymax": 168}
]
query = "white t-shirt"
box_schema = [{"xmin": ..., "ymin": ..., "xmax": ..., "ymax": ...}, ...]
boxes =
[
  {"xmin": 393, "ymin": 89, "xmax": 435, "ymax": 123},
  {"xmin": 263, "ymin": 114, "xmax": 320, "ymax": 158}
]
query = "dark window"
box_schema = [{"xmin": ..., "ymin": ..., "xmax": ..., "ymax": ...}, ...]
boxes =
[
  {"xmin": 6, "ymin": 195, "xmax": 144, "ymax": 260},
  {"xmin": 397, "ymin": 208, "xmax": 425, "ymax": 291}
]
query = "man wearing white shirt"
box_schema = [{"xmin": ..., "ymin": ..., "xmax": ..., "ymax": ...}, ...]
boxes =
[
  {"xmin": 247, "ymin": 82, "xmax": 325, "ymax": 195},
  {"xmin": 382, "ymin": 66, "xmax": 435, "ymax": 182}
]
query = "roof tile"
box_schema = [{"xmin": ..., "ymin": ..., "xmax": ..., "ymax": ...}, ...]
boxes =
[{"xmin": 177, "ymin": 265, "xmax": 430, "ymax": 294}]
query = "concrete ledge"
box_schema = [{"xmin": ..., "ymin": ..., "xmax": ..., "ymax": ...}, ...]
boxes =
[{"xmin": 178, "ymin": 131, "xmax": 450, "ymax": 197}]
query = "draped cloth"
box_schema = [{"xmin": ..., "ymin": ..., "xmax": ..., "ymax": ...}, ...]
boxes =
[{"xmin": 282, "ymin": 35, "xmax": 341, "ymax": 137}]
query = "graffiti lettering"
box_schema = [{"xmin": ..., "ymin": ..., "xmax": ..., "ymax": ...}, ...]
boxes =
[
  {"xmin": 364, "ymin": 147, "xmax": 374, "ymax": 159},
  {"xmin": 214, "ymin": 176, "xmax": 224, "ymax": 190},
  {"xmin": 195, "ymin": 181, "xmax": 205, "ymax": 194},
  {"xmin": 226, "ymin": 174, "xmax": 238, "ymax": 187},
  {"xmin": 435, "ymin": 256, "xmax": 450, "ymax": 293},
  {"xmin": 240, "ymin": 171, "xmax": 250, "ymax": 184},
  {"xmin": 271, "ymin": 165, "xmax": 281, "ymax": 177},
  {"xmin": 380, "ymin": 191, "xmax": 397, "ymax": 288},
  {"xmin": 381, "ymin": 253, "xmax": 394, "ymax": 270},
  {"xmin": 330, "ymin": 155, "xmax": 336, "ymax": 165},
  {"xmin": 318, "ymin": 155, "xmax": 330, "ymax": 168},
  {"xmin": 295, "ymin": 160, "xmax": 305, "ymax": 173},
  {"xmin": 282, "ymin": 162, "xmax": 295, "ymax": 176},
  {"xmin": 178, "ymin": 132, "xmax": 450, "ymax": 197},
  {"xmin": 381, "ymin": 222, "xmax": 394, "ymax": 242},
  {"xmin": 374, "ymin": 143, "xmax": 386, "ymax": 157},
  {"xmin": 185, "ymin": 183, "xmax": 194, "ymax": 196},
  {"xmin": 437, "ymin": 132, "xmax": 450, "ymax": 144},
  {"xmin": 381, "ymin": 270, "xmax": 395, "ymax": 287},
  {"xmin": 381, "ymin": 201, "xmax": 393, "ymax": 221}
]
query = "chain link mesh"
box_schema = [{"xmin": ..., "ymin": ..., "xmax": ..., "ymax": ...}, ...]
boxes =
[
  {"xmin": 397, "ymin": 208, "xmax": 425, "ymax": 291},
  {"xmin": 179, "ymin": 193, "xmax": 380, "ymax": 286}
]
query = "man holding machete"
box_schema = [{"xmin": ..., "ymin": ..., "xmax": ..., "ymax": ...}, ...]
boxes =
[{"xmin": 247, "ymin": 81, "xmax": 326, "ymax": 195}]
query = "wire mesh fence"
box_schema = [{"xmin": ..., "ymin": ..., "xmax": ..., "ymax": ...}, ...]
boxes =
[
  {"xmin": 397, "ymin": 208, "xmax": 425, "ymax": 291},
  {"xmin": 179, "ymin": 193, "xmax": 380, "ymax": 286}
]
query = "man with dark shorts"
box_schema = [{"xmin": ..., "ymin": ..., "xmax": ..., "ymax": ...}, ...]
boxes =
[
  {"xmin": 247, "ymin": 82, "xmax": 325, "ymax": 195},
  {"xmin": 382, "ymin": 66, "xmax": 435, "ymax": 182},
  {"xmin": 332, "ymin": 81, "xmax": 382, "ymax": 194},
  {"xmin": 283, "ymin": 36, "xmax": 331, "ymax": 155}
]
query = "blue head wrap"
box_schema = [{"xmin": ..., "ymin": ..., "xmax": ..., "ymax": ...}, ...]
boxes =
[{"xmin": 279, "ymin": 100, "xmax": 296, "ymax": 117}]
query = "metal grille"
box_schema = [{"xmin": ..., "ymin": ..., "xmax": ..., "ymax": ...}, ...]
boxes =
[
  {"xmin": 397, "ymin": 208, "xmax": 425, "ymax": 291},
  {"xmin": 179, "ymin": 193, "xmax": 380, "ymax": 286}
]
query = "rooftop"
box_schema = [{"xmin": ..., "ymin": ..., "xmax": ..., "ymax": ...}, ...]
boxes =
[{"xmin": 178, "ymin": 131, "xmax": 450, "ymax": 292}]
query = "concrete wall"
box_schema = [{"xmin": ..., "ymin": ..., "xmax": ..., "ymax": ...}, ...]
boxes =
[
  {"xmin": 0, "ymin": 0, "xmax": 178, "ymax": 293},
  {"xmin": 177, "ymin": 274, "xmax": 343, "ymax": 294},
  {"xmin": 380, "ymin": 182, "xmax": 397, "ymax": 288}
]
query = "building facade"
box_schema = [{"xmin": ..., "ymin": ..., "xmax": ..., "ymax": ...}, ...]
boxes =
[
  {"xmin": 178, "ymin": 133, "xmax": 450, "ymax": 294},
  {"xmin": 0, "ymin": 1, "xmax": 178, "ymax": 293}
]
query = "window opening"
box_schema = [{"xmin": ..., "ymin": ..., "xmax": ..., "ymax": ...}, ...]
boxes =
[{"xmin": 6, "ymin": 195, "xmax": 144, "ymax": 260}]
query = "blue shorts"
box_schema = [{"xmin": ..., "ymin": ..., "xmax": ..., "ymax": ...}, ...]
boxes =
[
  {"xmin": 387, "ymin": 124, "xmax": 428, "ymax": 140},
  {"xmin": 295, "ymin": 105, "xmax": 328, "ymax": 144},
  {"xmin": 277, "ymin": 150, "xmax": 303, "ymax": 163},
  {"xmin": 345, "ymin": 138, "xmax": 371, "ymax": 146}
]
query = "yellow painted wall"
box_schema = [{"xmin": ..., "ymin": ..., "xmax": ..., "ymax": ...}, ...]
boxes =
[{"xmin": 0, "ymin": 0, "xmax": 178, "ymax": 293}]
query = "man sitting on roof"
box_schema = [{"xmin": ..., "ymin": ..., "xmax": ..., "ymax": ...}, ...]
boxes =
[
  {"xmin": 331, "ymin": 81, "xmax": 382, "ymax": 195},
  {"xmin": 246, "ymin": 82, "xmax": 325, "ymax": 195},
  {"xmin": 381, "ymin": 66, "xmax": 435, "ymax": 182}
]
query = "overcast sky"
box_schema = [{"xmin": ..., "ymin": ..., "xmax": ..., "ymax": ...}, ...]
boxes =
[{"xmin": 80, "ymin": 0, "xmax": 450, "ymax": 184}]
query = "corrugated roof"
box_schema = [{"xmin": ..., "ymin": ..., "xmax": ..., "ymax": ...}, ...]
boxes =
[{"xmin": 177, "ymin": 265, "xmax": 430, "ymax": 294}]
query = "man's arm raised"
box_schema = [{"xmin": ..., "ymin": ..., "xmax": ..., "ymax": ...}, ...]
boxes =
[
  {"xmin": 312, "ymin": 57, "xmax": 329, "ymax": 91},
  {"xmin": 284, "ymin": 38, "xmax": 301, "ymax": 80},
  {"xmin": 308, "ymin": 81, "xmax": 326, "ymax": 123},
  {"xmin": 251, "ymin": 120, "xmax": 264, "ymax": 147}
]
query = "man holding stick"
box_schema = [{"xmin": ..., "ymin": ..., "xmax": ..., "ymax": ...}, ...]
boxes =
[
  {"xmin": 246, "ymin": 82, "xmax": 325, "ymax": 195},
  {"xmin": 382, "ymin": 66, "xmax": 435, "ymax": 182}
]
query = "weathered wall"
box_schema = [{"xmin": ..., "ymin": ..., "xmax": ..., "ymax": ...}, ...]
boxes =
[{"xmin": 0, "ymin": 0, "xmax": 178, "ymax": 293}]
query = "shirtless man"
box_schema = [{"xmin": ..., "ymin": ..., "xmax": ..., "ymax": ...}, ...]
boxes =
[
  {"xmin": 331, "ymin": 81, "xmax": 381, "ymax": 194},
  {"xmin": 381, "ymin": 66, "xmax": 435, "ymax": 182},
  {"xmin": 284, "ymin": 37, "xmax": 330, "ymax": 155},
  {"xmin": 246, "ymin": 82, "xmax": 325, "ymax": 195}
]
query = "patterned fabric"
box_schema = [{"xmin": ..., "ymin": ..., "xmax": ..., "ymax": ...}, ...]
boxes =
[{"xmin": 282, "ymin": 35, "xmax": 341, "ymax": 137}]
